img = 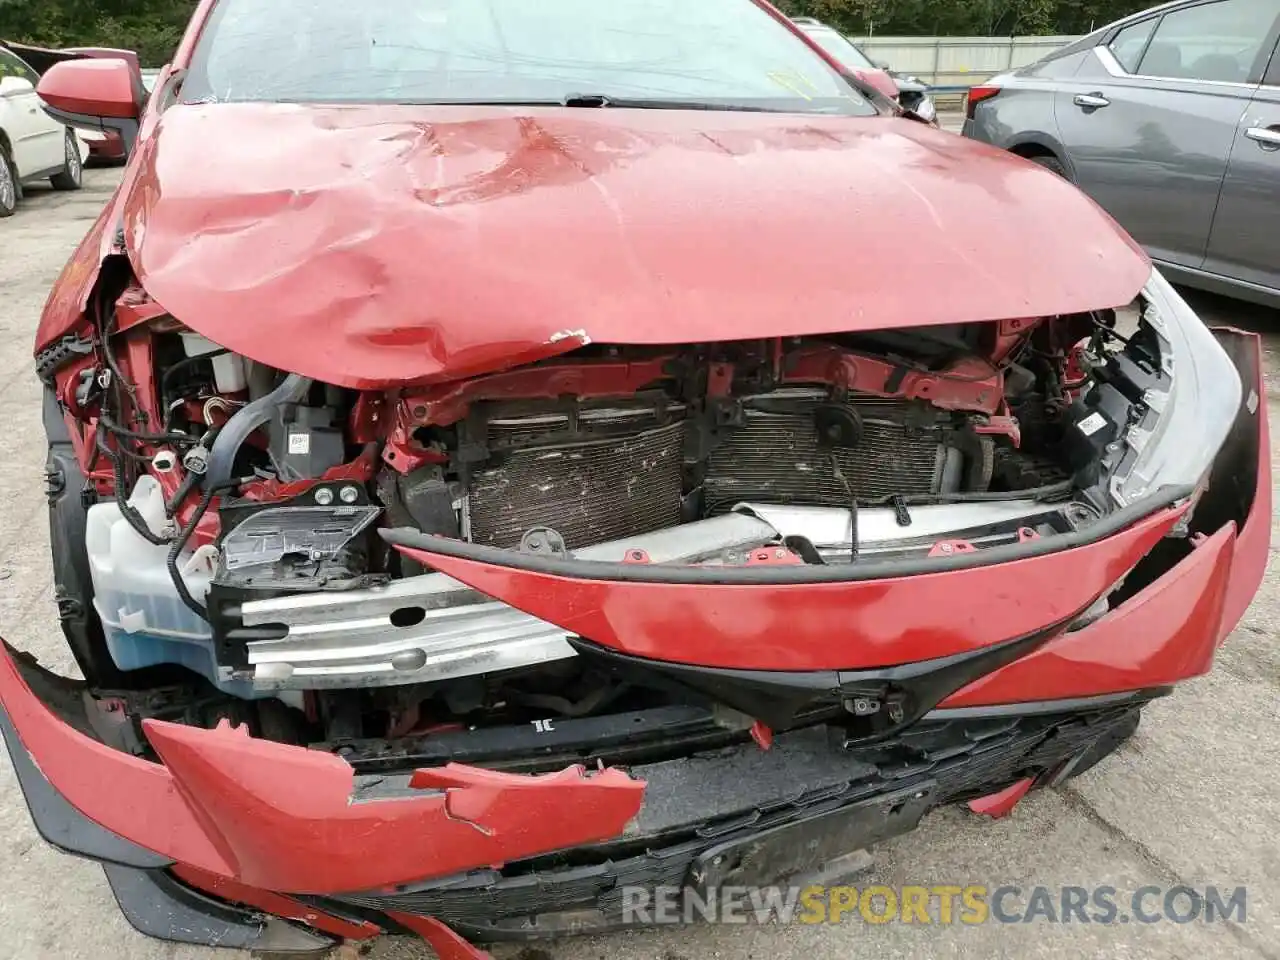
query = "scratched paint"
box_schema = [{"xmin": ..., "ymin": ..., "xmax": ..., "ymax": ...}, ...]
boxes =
[{"xmin": 35, "ymin": 103, "xmax": 1150, "ymax": 387}]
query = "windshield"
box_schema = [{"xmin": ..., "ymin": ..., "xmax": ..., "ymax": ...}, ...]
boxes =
[
  {"xmin": 182, "ymin": 0, "xmax": 875, "ymax": 116},
  {"xmin": 797, "ymin": 25, "xmax": 877, "ymax": 72}
]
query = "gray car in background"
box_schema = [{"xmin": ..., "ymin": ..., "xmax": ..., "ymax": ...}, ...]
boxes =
[{"xmin": 964, "ymin": 0, "xmax": 1280, "ymax": 307}]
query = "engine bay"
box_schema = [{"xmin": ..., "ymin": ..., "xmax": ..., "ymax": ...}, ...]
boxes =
[{"xmin": 41, "ymin": 297, "xmax": 1180, "ymax": 752}]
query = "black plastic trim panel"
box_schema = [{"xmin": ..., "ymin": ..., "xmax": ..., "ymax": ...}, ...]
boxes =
[
  {"xmin": 569, "ymin": 613, "xmax": 1076, "ymax": 731},
  {"xmin": 103, "ymin": 864, "xmax": 333, "ymax": 953}
]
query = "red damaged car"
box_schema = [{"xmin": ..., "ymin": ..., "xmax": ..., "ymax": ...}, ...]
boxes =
[{"xmin": 6, "ymin": 0, "xmax": 1268, "ymax": 955}]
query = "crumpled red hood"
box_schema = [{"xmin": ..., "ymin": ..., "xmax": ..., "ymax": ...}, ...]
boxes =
[{"xmin": 124, "ymin": 103, "xmax": 1149, "ymax": 389}]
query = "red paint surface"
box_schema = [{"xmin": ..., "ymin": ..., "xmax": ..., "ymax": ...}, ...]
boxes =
[
  {"xmin": 781, "ymin": 345, "xmax": 1005, "ymax": 414},
  {"xmin": 0, "ymin": 656, "xmax": 642, "ymax": 894},
  {"xmin": 750, "ymin": 720, "xmax": 775, "ymax": 750},
  {"xmin": 945, "ymin": 335, "xmax": 1269, "ymax": 707},
  {"xmin": 381, "ymin": 343, "xmax": 1008, "ymax": 475},
  {"xmin": 941, "ymin": 523, "xmax": 1233, "ymax": 706},
  {"xmin": 171, "ymin": 864, "xmax": 381, "ymax": 940},
  {"xmin": 36, "ymin": 58, "xmax": 139, "ymax": 119},
  {"xmin": 854, "ymin": 67, "xmax": 902, "ymax": 101},
  {"xmin": 87, "ymin": 134, "xmax": 127, "ymax": 161},
  {"xmin": 398, "ymin": 506, "xmax": 1183, "ymax": 671},
  {"xmin": 35, "ymin": 199, "xmax": 118, "ymax": 348},
  {"xmin": 401, "ymin": 356, "xmax": 676, "ymax": 430},
  {"xmin": 63, "ymin": 46, "xmax": 142, "ymax": 75},
  {"xmin": 98, "ymin": 103, "xmax": 1149, "ymax": 388},
  {"xmin": 388, "ymin": 914, "xmax": 494, "ymax": 960},
  {"xmin": 34, "ymin": 57, "xmax": 169, "ymax": 350},
  {"xmin": 967, "ymin": 777, "xmax": 1035, "ymax": 818}
]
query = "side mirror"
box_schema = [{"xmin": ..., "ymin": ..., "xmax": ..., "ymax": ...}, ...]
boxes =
[
  {"xmin": 0, "ymin": 74, "xmax": 35, "ymax": 96},
  {"xmin": 846, "ymin": 67, "xmax": 900, "ymax": 103},
  {"xmin": 37, "ymin": 58, "xmax": 142, "ymax": 156},
  {"xmin": 874, "ymin": 60, "xmax": 892, "ymax": 71},
  {"xmin": 903, "ymin": 96, "xmax": 938, "ymax": 126}
]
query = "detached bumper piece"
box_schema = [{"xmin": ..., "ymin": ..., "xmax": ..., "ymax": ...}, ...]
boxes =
[
  {"xmin": 3, "ymin": 637, "xmax": 1149, "ymax": 951},
  {"xmin": 321, "ymin": 706, "xmax": 1144, "ymax": 939},
  {"xmin": 2, "ymin": 647, "xmax": 1152, "ymax": 947},
  {"xmin": 0, "ymin": 645, "xmax": 644, "ymax": 895}
]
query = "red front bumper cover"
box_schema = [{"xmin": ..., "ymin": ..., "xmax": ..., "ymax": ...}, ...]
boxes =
[{"xmin": 0, "ymin": 333, "xmax": 1268, "ymax": 954}]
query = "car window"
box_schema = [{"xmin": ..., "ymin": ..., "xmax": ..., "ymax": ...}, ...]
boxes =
[
  {"xmin": 0, "ymin": 48, "xmax": 39, "ymax": 86},
  {"xmin": 798, "ymin": 26, "xmax": 877, "ymax": 72},
  {"xmin": 1109, "ymin": 19, "xmax": 1157, "ymax": 73},
  {"xmin": 1137, "ymin": 0, "xmax": 1279, "ymax": 83},
  {"xmin": 183, "ymin": 0, "xmax": 876, "ymax": 116}
]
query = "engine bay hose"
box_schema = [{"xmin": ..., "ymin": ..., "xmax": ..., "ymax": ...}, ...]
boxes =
[{"xmin": 202, "ymin": 372, "xmax": 311, "ymax": 490}]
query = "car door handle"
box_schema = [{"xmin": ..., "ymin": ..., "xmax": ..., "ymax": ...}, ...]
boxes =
[
  {"xmin": 1245, "ymin": 126, "xmax": 1280, "ymax": 149},
  {"xmin": 1073, "ymin": 93, "xmax": 1111, "ymax": 109}
]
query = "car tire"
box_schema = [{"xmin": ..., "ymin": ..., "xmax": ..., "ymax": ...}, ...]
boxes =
[
  {"xmin": 50, "ymin": 130, "xmax": 84, "ymax": 191},
  {"xmin": 0, "ymin": 145, "xmax": 17, "ymax": 218},
  {"xmin": 1027, "ymin": 154, "xmax": 1070, "ymax": 180}
]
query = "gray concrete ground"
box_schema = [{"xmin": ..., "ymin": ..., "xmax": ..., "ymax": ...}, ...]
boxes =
[{"xmin": 0, "ymin": 164, "xmax": 1278, "ymax": 960}]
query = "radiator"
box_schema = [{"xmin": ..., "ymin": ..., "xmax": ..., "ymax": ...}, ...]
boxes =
[
  {"xmin": 466, "ymin": 411, "xmax": 685, "ymax": 550},
  {"xmin": 703, "ymin": 399, "xmax": 951, "ymax": 512}
]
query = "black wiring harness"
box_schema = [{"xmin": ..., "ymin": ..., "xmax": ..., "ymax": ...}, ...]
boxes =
[{"xmin": 91, "ymin": 319, "xmax": 233, "ymax": 618}]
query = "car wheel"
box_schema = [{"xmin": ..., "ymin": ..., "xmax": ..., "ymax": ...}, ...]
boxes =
[
  {"xmin": 0, "ymin": 146, "xmax": 16, "ymax": 217},
  {"xmin": 1027, "ymin": 155, "xmax": 1070, "ymax": 180},
  {"xmin": 50, "ymin": 130, "xmax": 84, "ymax": 191}
]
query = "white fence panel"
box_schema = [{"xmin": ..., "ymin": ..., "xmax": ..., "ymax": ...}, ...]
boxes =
[{"xmin": 855, "ymin": 35, "xmax": 1081, "ymax": 89}]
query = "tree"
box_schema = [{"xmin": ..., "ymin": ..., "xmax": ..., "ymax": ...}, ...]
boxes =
[
  {"xmin": 0, "ymin": 0, "xmax": 196, "ymax": 66},
  {"xmin": 776, "ymin": 0, "xmax": 1149, "ymax": 36}
]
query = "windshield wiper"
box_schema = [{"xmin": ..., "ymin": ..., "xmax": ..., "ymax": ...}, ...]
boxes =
[{"xmin": 561, "ymin": 93, "xmax": 787, "ymax": 112}]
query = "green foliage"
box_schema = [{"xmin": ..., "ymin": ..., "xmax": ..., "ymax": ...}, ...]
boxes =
[
  {"xmin": 0, "ymin": 0, "xmax": 196, "ymax": 66},
  {"xmin": 0, "ymin": 0, "xmax": 1162, "ymax": 65}
]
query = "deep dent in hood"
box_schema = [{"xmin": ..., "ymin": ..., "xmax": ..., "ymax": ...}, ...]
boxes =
[{"xmin": 124, "ymin": 103, "xmax": 1150, "ymax": 389}]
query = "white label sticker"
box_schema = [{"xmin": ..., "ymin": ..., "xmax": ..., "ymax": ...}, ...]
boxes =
[
  {"xmin": 287, "ymin": 432, "xmax": 311, "ymax": 455},
  {"xmin": 1077, "ymin": 412, "xmax": 1108, "ymax": 437}
]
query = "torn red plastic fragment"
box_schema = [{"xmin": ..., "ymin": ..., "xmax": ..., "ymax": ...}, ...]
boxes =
[
  {"xmin": 143, "ymin": 718, "xmax": 645, "ymax": 893},
  {"xmin": 388, "ymin": 913, "xmax": 493, "ymax": 960},
  {"xmin": 408, "ymin": 764, "xmax": 642, "ymax": 836},
  {"xmin": 750, "ymin": 720, "xmax": 774, "ymax": 751},
  {"xmin": 171, "ymin": 864, "xmax": 381, "ymax": 940},
  {"xmin": 0, "ymin": 647, "xmax": 644, "ymax": 896},
  {"xmin": 967, "ymin": 777, "xmax": 1035, "ymax": 818}
]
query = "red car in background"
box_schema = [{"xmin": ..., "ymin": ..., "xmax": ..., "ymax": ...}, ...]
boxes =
[{"xmin": 4, "ymin": 0, "xmax": 1268, "ymax": 956}]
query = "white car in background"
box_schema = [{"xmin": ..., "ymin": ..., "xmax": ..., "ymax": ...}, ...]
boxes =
[{"xmin": 0, "ymin": 42, "xmax": 85, "ymax": 217}]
